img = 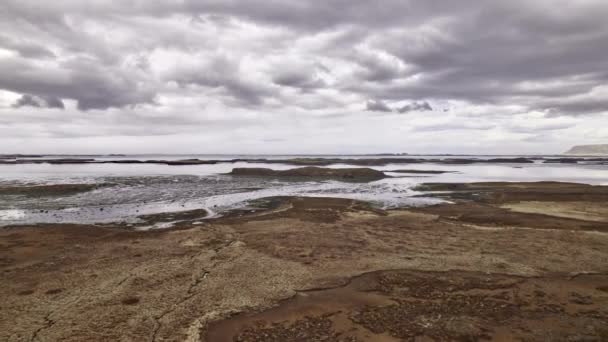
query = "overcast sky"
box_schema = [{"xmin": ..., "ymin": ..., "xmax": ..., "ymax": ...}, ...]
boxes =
[{"xmin": 1, "ymin": 0, "xmax": 607, "ymax": 154}]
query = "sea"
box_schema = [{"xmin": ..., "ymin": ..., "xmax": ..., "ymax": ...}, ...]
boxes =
[{"xmin": 1, "ymin": 154, "xmax": 606, "ymax": 227}]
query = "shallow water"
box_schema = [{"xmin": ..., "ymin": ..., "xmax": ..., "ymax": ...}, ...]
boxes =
[{"xmin": 0, "ymin": 155, "xmax": 606, "ymax": 226}]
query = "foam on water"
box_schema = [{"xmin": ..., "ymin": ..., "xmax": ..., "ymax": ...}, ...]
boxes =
[{"xmin": 0, "ymin": 209, "xmax": 26, "ymax": 220}]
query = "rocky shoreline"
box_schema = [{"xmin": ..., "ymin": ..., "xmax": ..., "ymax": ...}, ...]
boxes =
[
  {"xmin": 228, "ymin": 167, "xmax": 387, "ymax": 180},
  {"xmin": 1, "ymin": 182, "xmax": 608, "ymax": 341},
  {"xmin": 2, "ymin": 156, "xmax": 608, "ymax": 166}
]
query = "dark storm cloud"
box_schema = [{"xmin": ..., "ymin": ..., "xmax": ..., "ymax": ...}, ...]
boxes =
[
  {"xmin": 366, "ymin": 100, "xmax": 392, "ymax": 112},
  {"xmin": 1, "ymin": 0, "xmax": 607, "ymax": 142},
  {"xmin": 168, "ymin": 55, "xmax": 276, "ymax": 107},
  {"xmin": 539, "ymin": 98, "xmax": 608, "ymax": 116},
  {"xmin": 398, "ymin": 102, "xmax": 433, "ymax": 114},
  {"xmin": 359, "ymin": 2, "xmax": 608, "ymax": 115},
  {"xmin": 353, "ymin": 50, "xmax": 405, "ymax": 83},
  {"xmin": 272, "ymin": 70, "xmax": 326, "ymax": 90},
  {"xmin": 0, "ymin": 56, "xmax": 156, "ymax": 110},
  {"xmin": 366, "ymin": 99, "xmax": 434, "ymax": 113},
  {"xmin": 12, "ymin": 94, "xmax": 64, "ymax": 109}
]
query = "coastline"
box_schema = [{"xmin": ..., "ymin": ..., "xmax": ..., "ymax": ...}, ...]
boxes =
[
  {"xmin": 1, "ymin": 156, "xmax": 608, "ymax": 166},
  {"xmin": 1, "ymin": 181, "xmax": 608, "ymax": 341}
]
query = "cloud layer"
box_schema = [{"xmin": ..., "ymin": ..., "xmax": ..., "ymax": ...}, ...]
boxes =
[{"xmin": 1, "ymin": 0, "xmax": 607, "ymax": 153}]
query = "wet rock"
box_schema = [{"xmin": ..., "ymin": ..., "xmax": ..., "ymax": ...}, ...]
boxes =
[
  {"xmin": 0, "ymin": 184, "xmax": 106, "ymax": 197},
  {"xmin": 228, "ymin": 167, "xmax": 386, "ymax": 180},
  {"xmin": 388, "ymin": 169, "xmax": 456, "ymax": 174},
  {"xmin": 543, "ymin": 158, "xmax": 580, "ymax": 164},
  {"xmin": 164, "ymin": 159, "xmax": 218, "ymax": 165}
]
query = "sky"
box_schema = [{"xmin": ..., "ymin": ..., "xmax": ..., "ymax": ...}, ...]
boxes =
[{"xmin": 1, "ymin": 0, "xmax": 608, "ymax": 155}]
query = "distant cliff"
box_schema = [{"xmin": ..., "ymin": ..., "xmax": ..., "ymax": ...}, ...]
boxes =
[{"xmin": 564, "ymin": 144, "xmax": 608, "ymax": 155}]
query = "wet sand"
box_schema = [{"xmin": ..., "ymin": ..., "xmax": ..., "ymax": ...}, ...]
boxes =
[{"xmin": 1, "ymin": 182, "xmax": 608, "ymax": 341}]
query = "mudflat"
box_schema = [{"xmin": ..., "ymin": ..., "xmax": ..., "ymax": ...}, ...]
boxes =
[{"xmin": 1, "ymin": 182, "xmax": 608, "ymax": 341}]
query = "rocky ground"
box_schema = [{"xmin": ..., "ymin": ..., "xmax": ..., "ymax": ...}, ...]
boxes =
[{"xmin": 1, "ymin": 182, "xmax": 608, "ymax": 341}]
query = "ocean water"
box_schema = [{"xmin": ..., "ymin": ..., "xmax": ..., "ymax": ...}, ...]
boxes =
[{"xmin": 0, "ymin": 155, "xmax": 606, "ymax": 227}]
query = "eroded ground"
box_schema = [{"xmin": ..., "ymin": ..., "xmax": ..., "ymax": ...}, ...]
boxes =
[
  {"xmin": 208, "ymin": 271, "xmax": 608, "ymax": 341},
  {"xmin": 1, "ymin": 182, "xmax": 608, "ymax": 341}
]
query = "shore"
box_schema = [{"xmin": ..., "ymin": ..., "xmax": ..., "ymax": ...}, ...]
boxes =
[
  {"xmin": 1, "ymin": 182, "xmax": 608, "ymax": 341},
  {"xmin": 2, "ymin": 156, "xmax": 608, "ymax": 166}
]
